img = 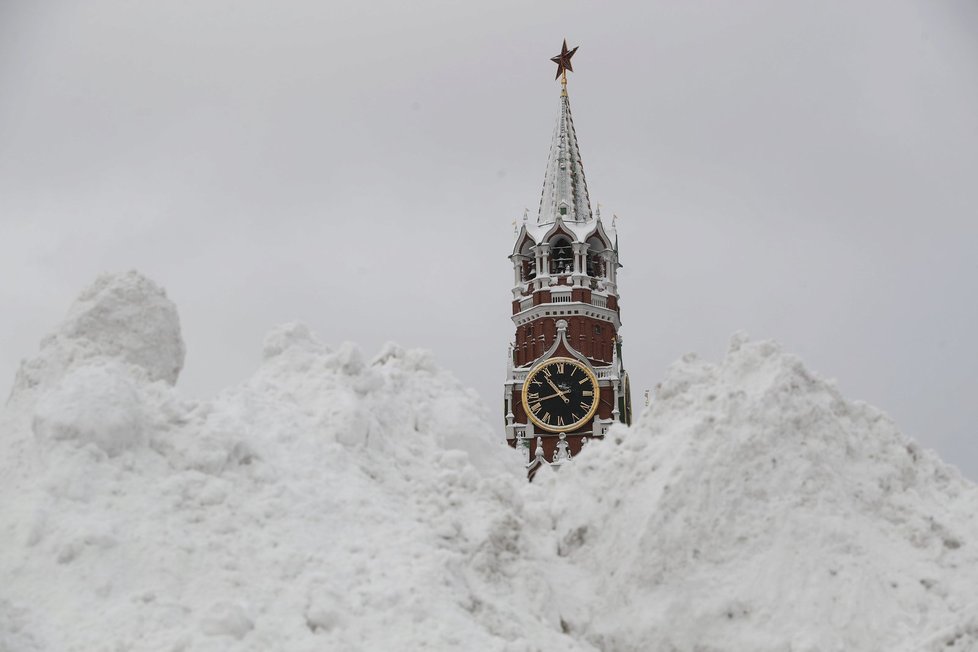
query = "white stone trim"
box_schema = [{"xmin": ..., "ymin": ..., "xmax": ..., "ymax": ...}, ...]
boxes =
[{"xmin": 511, "ymin": 302, "xmax": 621, "ymax": 331}]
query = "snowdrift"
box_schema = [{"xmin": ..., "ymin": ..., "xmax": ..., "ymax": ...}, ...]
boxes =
[
  {"xmin": 545, "ymin": 336, "xmax": 978, "ymax": 651},
  {"xmin": 2, "ymin": 272, "xmax": 977, "ymax": 651}
]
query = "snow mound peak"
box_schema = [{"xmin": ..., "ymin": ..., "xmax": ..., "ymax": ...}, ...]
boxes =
[
  {"xmin": 10, "ymin": 271, "xmax": 185, "ymax": 401},
  {"xmin": 261, "ymin": 321, "xmax": 325, "ymax": 361}
]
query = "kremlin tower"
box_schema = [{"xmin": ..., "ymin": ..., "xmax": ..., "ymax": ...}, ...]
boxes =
[{"xmin": 503, "ymin": 41, "xmax": 632, "ymax": 477}]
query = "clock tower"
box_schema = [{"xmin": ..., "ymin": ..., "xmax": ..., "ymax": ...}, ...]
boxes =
[{"xmin": 504, "ymin": 42, "xmax": 632, "ymax": 476}]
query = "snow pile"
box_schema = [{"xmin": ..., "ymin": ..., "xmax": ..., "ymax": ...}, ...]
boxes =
[
  {"xmin": 1, "ymin": 271, "xmax": 184, "ymax": 485},
  {"xmin": 0, "ymin": 273, "xmax": 587, "ymax": 651},
  {"xmin": 10, "ymin": 270, "xmax": 184, "ymax": 396},
  {"xmin": 3, "ymin": 273, "xmax": 978, "ymax": 651},
  {"xmin": 545, "ymin": 334, "xmax": 978, "ymax": 651}
]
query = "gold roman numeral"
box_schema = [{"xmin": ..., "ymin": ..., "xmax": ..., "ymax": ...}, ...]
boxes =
[
  {"xmin": 571, "ymin": 413, "xmax": 580, "ymax": 421},
  {"xmin": 580, "ymin": 402, "xmax": 590, "ymax": 411},
  {"xmin": 557, "ymin": 416, "xmax": 565, "ymax": 426},
  {"xmin": 579, "ymin": 378, "xmax": 589, "ymax": 385},
  {"xmin": 542, "ymin": 412, "xmax": 551, "ymax": 424},
  {"xmin": 531, "ymin": 402, "xmax": 542, "ymax": 414},
  {"xmin": 582, "ymin": 390, "xmax": 593, "ymax": 396},
  {"xmin": 543, "ymin": 367, "xmax": 552, "ymax": 378},
  {"xmin": 556, "ymin": 362, "xmax": 565, "ymax": 374},
  {"xmin": 527, "ymin": 392, "xmax": 539, "ymax": 400}
]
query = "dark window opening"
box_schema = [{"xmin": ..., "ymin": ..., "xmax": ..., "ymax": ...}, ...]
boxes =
[{"xmin": 550, "ymin": 239, "xmax": 573, "ymax": 274}]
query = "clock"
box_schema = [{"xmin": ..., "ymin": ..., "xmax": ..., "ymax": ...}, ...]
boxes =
[
  {"xmin": 521, "ymin": 357, "xmax": 600, "ymax": 432},
  {"xmin": 621, "ymin": 371, "xmax": 632, "ymax": 426}
]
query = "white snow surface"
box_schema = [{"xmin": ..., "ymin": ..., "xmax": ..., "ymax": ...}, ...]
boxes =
[
  {"xmin": 2, "ymin": 273, "xmax": 978, "ymax": 651},
  {"xmin": 9, "ymin": 271, "xmax": 184, "ymax": 396}
]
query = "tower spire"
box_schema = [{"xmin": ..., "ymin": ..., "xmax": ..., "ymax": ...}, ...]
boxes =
[{"xmin": 537, "ymin": 66, "xmax": 592, "ymax": 223}]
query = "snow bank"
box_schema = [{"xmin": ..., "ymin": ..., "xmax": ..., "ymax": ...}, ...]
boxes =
[
  {"xmin": 2, "ymin": 275, "xmax": 978, "ymax": 651},
  {"xmin": 0, "ymin": 273, "xmax": 578, "ymax": 651},
  {"xmin": 545, "ymin": 334, "xmax": 978, "ymax": 651}
]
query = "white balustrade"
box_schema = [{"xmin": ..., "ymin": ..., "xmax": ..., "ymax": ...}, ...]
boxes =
[
  {"xmin": 512, "ymin": 366, "xmax": 615, "ymax": 383},
  {"xmin": 516, "ymin": 290, "xmax": 617, "ymax": 314}
]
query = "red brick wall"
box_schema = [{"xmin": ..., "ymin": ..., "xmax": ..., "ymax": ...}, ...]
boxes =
[{"xmin": 513, "ymin": 315, "xmax": 617, "ymax": 367}]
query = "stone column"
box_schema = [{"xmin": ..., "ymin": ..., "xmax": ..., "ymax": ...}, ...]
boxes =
[
  {"xmin": 611, "ymin": 379, "xmax": 621, "ymax": 421},
  {"xmin": 512, "ymin": 258, "xmax": 524, "ymax": 299},
  {"xmin": 572, "ymin": 242, "xmax": 587, "ymax": 287},
  {"xmin": 603, "ymin": 252, "xmax": 618, "ymax": 295},
  {"xmin": 536, "ymin": 243, "xmax": 551, "ymax": 290}
]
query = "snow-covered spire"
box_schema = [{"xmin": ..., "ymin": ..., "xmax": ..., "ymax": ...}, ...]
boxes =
[{"xmin": 537, "ymin": 90, "xmax": 592, "ymax": 224}]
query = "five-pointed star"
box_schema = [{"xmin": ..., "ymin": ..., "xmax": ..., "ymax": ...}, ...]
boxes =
[{"xmin": 550, "ymin": 39, "xmax": 579, "ymax": 80}]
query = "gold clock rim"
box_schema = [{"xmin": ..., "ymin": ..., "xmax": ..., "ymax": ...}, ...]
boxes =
[{"xmin": 521, "ymin": 356, "xmax": 601, "ymax": 433}]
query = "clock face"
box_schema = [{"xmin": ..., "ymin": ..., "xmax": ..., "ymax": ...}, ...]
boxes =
[{"xmin": 521, "ymin": 357, "xmax": 600, "ymax": 432}]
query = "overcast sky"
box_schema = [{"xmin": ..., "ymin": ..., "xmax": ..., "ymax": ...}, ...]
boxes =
[{"xmin": 2, "ymin": 1, "xmax": 977, "ymax": 476}]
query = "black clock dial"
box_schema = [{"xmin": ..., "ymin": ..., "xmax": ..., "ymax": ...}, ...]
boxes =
[{"xmin": 522, "ymin": 357, "xmax": 600, "ymax": 432}]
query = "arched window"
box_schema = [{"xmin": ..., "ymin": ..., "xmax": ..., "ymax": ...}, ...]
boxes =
[
  {"xmin": 550, "ymin": 238, "xmax": 573, "ymax": 275},
  {"xmin": 586, "ymin": 236, "xmax": 606, "ymax": 278},
  {"xmin": 518, "ymin": 239, "xmax": 536, "ymax": 281}
]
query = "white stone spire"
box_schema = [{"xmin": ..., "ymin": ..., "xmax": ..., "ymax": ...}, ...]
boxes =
[{"xmin": 537, "ymin": 90, "xmax": 592, "ymax": 225}]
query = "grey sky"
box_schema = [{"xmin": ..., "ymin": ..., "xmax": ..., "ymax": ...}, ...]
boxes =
[{"xmin": 2, "ymin": 1, "xmax": 977, "ymax": 475}]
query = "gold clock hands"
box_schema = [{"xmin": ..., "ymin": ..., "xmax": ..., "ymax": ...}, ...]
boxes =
[
  {"xmin": 536, "ymin": 390, "xmax": 571, "ymax": 402},
  {"xmin": 544, "ymin": 377, "xmax": 570, "ymax": 403}
]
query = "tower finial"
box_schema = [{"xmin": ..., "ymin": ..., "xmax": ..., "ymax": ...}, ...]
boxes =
[{"xmin": 550, "ymin": 39, "xmax": 579, "ymax": 96}]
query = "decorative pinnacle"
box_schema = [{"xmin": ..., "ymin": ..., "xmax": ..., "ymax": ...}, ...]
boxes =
[{"xmin": 550, "ymin": 39, "xmax": 579, "ymax": 93}]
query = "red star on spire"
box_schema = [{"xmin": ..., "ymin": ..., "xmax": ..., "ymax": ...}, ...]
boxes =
[{"xmin": 550, "ymin": 39, "xmax": 579, "ymax": 81}]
